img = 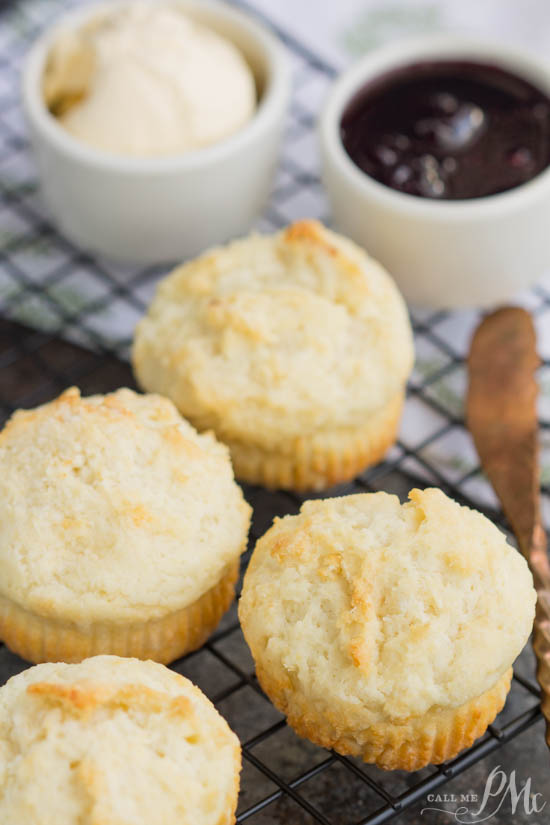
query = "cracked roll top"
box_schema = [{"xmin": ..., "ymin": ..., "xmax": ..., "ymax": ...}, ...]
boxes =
[
  {"xmin": 239, "ymin": 488, "xmax": 536, "ymax": 769},
  {"xmin": 0, "ymin": 655, "xmax": 241, "ymax": 825},
  {"xmin": 0, "ymin": 387, "xmax": 251, "ymax": 663},
  {"xmin": 133, "ymin": 220, "xmax": 414, "ymax": 490}
]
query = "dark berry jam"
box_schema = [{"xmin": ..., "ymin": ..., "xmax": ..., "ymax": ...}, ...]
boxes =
[{"xmin": 340, "ymin": 60, "xmax": 550, "ymax": 199}]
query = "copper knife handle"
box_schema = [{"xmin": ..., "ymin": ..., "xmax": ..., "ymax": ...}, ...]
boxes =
[{"xmin": 467, "ymin": 306, "xmax": 550, "ymax": 747}]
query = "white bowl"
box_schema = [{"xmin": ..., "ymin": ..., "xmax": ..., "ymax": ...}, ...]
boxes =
[
  {"xmin": 320, "ymin": 35, "xmax": 550, "ymax": 309},
  {"xmin": 22, "ymin": 0, "xmax": 290, "ymax": 265}
]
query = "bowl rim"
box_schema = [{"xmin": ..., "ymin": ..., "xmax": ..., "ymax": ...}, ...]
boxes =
[
  {"xmin": 22, "ymin": 0, "xmax": 291, "ymax": 174},
  {"xmin": 319, "ymin": 33, "xmax": 550, "ymax": 220}
]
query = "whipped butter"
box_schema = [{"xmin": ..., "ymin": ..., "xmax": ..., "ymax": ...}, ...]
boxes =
[{"xmin": 43, "ymin": 2, "xmax": 257, "ymax": 157}]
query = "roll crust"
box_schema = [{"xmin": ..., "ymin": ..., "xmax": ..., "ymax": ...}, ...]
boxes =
[
  {"xmin": 255, "ymin": 664, "xmax": 512, "ymax": 771},
  {"xmin": 133, "ymin": 220, "xmax": 414, "ymax": 490},
  {"xmin": 0, "ymin": 560, "xmax": 239, "ymax": 665},
  {"xmin": 239, "ymin": 489, "xmax": 536, "ymax": 770}
]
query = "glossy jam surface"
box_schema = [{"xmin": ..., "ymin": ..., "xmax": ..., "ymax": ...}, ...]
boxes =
[{"xmin": 340, "ymin": 61, "xmax": 550, "ymax": 199}]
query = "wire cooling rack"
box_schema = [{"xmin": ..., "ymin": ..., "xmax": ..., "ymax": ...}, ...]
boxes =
[{"xmin": 0, "ymin": 1, "xmax": 546, "ymax": 823}]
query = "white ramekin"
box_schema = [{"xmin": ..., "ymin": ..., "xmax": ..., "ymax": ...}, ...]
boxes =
[
  {"xmin": 320, "ymin": 35, "xmax": 550, "ymax": 309},
  {"xmin": 22, "ymin": 0, "xmax": 290, "ymax": 265}
]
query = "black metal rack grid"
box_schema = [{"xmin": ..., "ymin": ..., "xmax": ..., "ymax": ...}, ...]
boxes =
[{"xmin": 0, "ymin": 1, "xmax": 545, "ymax": 824}]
